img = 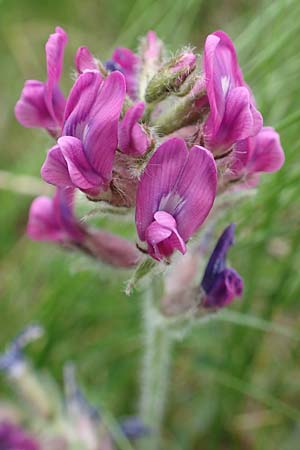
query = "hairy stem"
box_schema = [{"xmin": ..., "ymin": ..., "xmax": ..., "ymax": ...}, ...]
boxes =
[{"xmin": 139, "ymin": 288, "xmax": 173, "ymax": 450}]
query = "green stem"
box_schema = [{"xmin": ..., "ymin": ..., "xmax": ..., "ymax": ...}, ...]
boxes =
[{"xmin": 139, "ymin": 290, "xmax": 173, "ymax": 450}]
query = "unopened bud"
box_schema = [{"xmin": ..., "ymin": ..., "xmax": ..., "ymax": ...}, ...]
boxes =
[
  {"xmin": 145, "ymin": 52, "xmax": 196, "ymax": 103},
  {"xmin": 138, "ymin": 31, "xmax": 165, "ymax": 100},
  {"xmin": 154, "ymin": 76, "xmax": 209, "ymax": 135}
]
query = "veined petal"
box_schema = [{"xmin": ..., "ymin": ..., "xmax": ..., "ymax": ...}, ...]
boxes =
[
  {"xmin": 204, "ymin": 86, "xmax": 256, "ymax": 152},
  {"xmin": 46, "ymin": 26, "xmax": 68, "ymax": 86},
  {"xmin": 135, "ymin": 137, "xmax": 188, "ymax": 241},
  {"xmin": 204, "ymin": 31, "xmax": 245, "ymax": 131},
  {"xmin": 63, "ymin": 71, "xmax": 102, "ymax": 136},
  {"xmin": 247, "ymin": 127, "xmax": 285, "ymax": 174},
  {"xmin": 58, "ymin": 136, "xmax": 103, "ymax": 192},
  {"xmin": 83, "ymin": 71, "xmax": 126, "ymax": 179},
  {"xmin": 15, "ymin": 80, "xmax": 56, "ymax": 129},
  {"xmin": 45, "ymin": 26, "xmax": 68, "ymax": 124},
  {"xmin": 118, "ymin": 101, "xmax": 149, "ymax": 156},
  {"xmin": 174, "ymin": 145, "xmax": 217, "ymax": 240},
  {"xmin": 41, "ymin": 144, "xmax": 72, "ymax": 187},
  {"xmin": 75, "ymin": 46, "xmax": 99, "ymax": 74}
]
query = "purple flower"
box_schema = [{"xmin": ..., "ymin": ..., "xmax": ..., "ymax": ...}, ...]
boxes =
[
  {"xmin": 0, "ymin": 325, "xmax": 43, "ymax": 374},
  {"xmin": 203, "ymin": 30, "xmax": 262, "ymax": 155},
  {"xmin": 201, "ymin": 224, "xmax": 243, "ymax": 308},
  {"xmin": 0, "ymin": 421, "xmax": 40, "ymax": 450},
  {"xmin": 28, "ymin": 188, "xmax": 140, "ymax": 268},
  {"xmin": 229, "ymin": 126, "xmax": 285, "ymax": 186},
  {"xmin": 75, "ymin": 46, "xmax": 100, "ymax": 74},
  {"xmin": 135, "ymin": 138, "xmax": 217, "ymax": 261},
  {"xmin": 120, "ymin": 417, "xmax": 150, "ymax": 440},
  {"xmin": 111, "ymin": 47, "xmax": 140, "ymax": 100},
  {"xmin": 118, "ymin": 102, "xmax": 150, "ymax": 156},
  {"xmin": 41, "ymin": 70, "xmax": 126, "ymax": 197},
  {"xmin": 27, "ymin": 188, "xmax": 85, "ymax": 244},
  {"xmin": 15, "ymin": 27, "xmax": 67, "ymax": 138}
]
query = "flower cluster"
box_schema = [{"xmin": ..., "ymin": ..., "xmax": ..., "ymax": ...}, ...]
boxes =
[{"xmin": 15, "ymin": 27, "xmax": 284, "ymax": 307}]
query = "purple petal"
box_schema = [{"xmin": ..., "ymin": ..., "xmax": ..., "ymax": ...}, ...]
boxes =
[
  {"xmin": 28, "ymin": 188, "xmax": 85, "ymax": 243},
  {"xmin": 135, "ymin": 137, "xmax": 188, "ymax": 241},
  {"xmin": 203, "ymin": 268, "xmax": 243, "ymax": 308},
  {"xmin": 112, "ymin": 47, "xmax": 140, "ymax": 99},
  {"xmin": 173, "ymin": 145, "xmax": 217, "ymax": 240},
  {"xmin": 118, "ymin": 102, "xmax": 150, "ymax": 156},
  {"xmin": 15, "ymin": 80, "xmax": 56, "ymax": 129},
  {"xmin": 120, "ymin": 417, "xmax": 150, "ymax": 440},
  {"xmin": 44, "ymin": 26, "xmax": 68, "ymax": 125},
  {"xmin": 146, "ymin": 211, "xmax": 186, "ymax": 260},
  {"xmin": 27, "ymin": 195, "xmax": 64, "ymax": 242},
  {"xmin": 58, "ymin": 136, "xmax": 104, "ymax": 194},
  {"xmin": 203, "ymin": 31, "xmax": 243, "ymax": 133},
  {"xmin": 230, "ymin": 127, "xmax": 284, "ymax": 180},
  {"xmin": 41, "ymin": 144, "xmax": 72, "ymax": 188},
  {"xmin": 203, "ymin": 30, "xmax": 262, "ymax": 153},
  {"xmin": 63, "ymin": 71, "xmax": 103, "ymax": 136},
  {"xmin": 245, "ymin": 126, "xmax": 285, "ymax": 174},
  {"xmin": 201, "ymin": 224, "xmax": 235, "ymax": 293},
  {"xmin": 201, "ymin": 224, "xmax": 243, "ymax": 308},
  {"xmin": 204, "ymin": 86, "xmax": 259, "ymax": 153},
  {"xmin": 75, "ymin": 46, "xmax": 99, "ymax": 74},
  {"xmin": 83, "ymin": 71, "xmax": 126, "ymax": 179}
]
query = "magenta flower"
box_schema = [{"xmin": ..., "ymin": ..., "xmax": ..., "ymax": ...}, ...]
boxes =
[
  {"xmin": 203, "ymin": 30, "xmax": 262, "ymax": 155},
  {"xmin": 111, "ymin": 47, "xmax": 140, "ymax": 100},
  {"xmin": 136, "ymin": 138, "xmax": 217, "ymax": 261},
  {"xmin": 0, "ymin": 421, "xmax": 39, "ymax": 450},
  {"xmin": 118, "ymin": 102, "xmax": 150, "ymax": 156},
  {"xmin": 27, "ymin": 188, "xmax": 85, "ymax": 244},
  {"xmin": 15, "ymin": 27, "xmax": 67, "ymax": 138},
  {"xmin": 229, "ymin": 126, "xmax": 285, "ymax": 186},
  {"xmin": 28, "ymin": 188, "xmax": 140, "ymax": 268},
  {"xmin": 75, "ymin": 46, "xmax": 99, "ymax": 74},
  {"xmin": 201, "ymin": 224, "xmax": 243, "ymax": 308},
  {"xmin": 41, "ymin": 70, "xmax": 126, "ymax": 197}
]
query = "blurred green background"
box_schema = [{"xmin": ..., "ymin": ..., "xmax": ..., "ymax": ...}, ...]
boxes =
[{"xmin": 1, "ymin": 0, "xmax": 300, "ymax": 448}]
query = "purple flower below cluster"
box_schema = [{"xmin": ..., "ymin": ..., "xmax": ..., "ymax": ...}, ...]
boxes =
[{"xmin": 201, "ymin": 224, "xmax": 243, "ymax": 308}]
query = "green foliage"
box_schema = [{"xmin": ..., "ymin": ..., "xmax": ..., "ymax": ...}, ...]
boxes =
[{"xmin": 1, "ymin": 0, "xmax": 300, "ymax": 448}]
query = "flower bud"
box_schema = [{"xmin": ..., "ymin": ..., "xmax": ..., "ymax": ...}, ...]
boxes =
[
  {"xmin": 145, "ymin": 51, "xmax": 196, "ymax": 103},
  {"xmin": 201, "ymin": 224, "xmax": 243, "ymax": 309},
  {"xmin": 138, "ymin": 31, "xmax": 165, "ymax": 100}
]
